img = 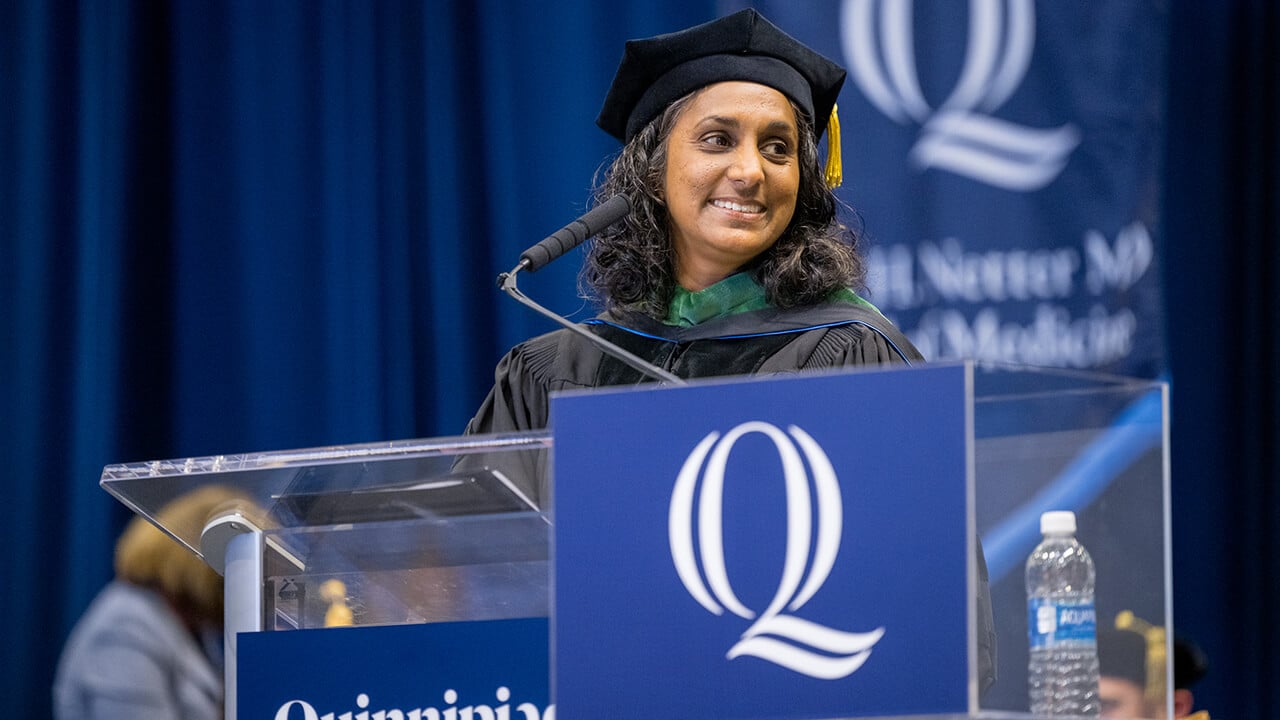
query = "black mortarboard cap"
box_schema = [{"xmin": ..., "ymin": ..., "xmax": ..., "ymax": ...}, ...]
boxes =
[
  {"xmin": 596, "ymin": 9, "xmax": 847, "ymax": 144},
  {"xmin": 1099, "ymin": 628, "xmax": 1149, "ymax": 688}
]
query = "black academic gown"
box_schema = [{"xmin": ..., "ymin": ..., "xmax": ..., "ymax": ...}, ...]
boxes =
[
  {"xmin": 463, "ymin": 301, "xmax": 997, "ymax": 693},
  {"xmin": 466, "ymin": 301, "xmax": 922, "ymax": 445}
]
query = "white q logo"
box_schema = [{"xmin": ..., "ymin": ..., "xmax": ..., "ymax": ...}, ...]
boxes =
[
  {"xmin": 669, "ymin": 422, "xmax": 885, "ymax": 679},
  {"xmin": 843, "ymin": 0, "xmax": 1080, "ymax": 190}
]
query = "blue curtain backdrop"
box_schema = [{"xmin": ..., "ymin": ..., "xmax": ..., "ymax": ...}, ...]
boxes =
[{"xmin": 0, "ymin": 2, "xmax": 1275, "ymax": 718}]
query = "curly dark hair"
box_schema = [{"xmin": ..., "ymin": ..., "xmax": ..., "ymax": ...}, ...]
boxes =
[{"xmin": 581, "ymin": 87, "xmax": 866, "ymax": 317}]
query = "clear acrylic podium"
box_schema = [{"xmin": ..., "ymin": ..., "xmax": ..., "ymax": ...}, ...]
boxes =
[
  {"xmin": 100, "ymin": 432, "xmax": 554, "ymax": 718},
  {"xmin": 100, "ymin": 362, "xmax": 1172, "ymax": 720}
]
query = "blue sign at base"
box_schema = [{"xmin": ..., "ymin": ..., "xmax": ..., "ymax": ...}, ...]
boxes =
[
  {"xmin": 551, "ymin": 365, "xmax": 973, "ymax": 719},
  {"xmin": 238, "ymin": 618, "xmax": 550, "ymax": 719}
]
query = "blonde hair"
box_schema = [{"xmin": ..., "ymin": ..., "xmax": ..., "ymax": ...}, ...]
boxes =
[{"xmin": 114, "ymin": 485, "xmax": 247, "ymax": 622}]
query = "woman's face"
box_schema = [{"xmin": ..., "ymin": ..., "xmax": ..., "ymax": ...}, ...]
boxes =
[{"xmin": 662, "ymin": 81, "xmax": 801, "ymax": 291}]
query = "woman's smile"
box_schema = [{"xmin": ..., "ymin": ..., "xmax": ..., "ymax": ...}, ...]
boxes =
[{"xmin": 710, "ymin": 198, "xmax": 766, "ymax": 214}]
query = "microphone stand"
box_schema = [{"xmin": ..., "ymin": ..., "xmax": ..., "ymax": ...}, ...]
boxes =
[{"xmin": 497, "ymin": 261, "xmax": 687, "ymax": 387}]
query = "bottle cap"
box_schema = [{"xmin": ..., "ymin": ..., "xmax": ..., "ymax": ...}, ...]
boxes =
[{"xmin": 1040, "ymin": 510, "xmax": 1077, "ymax": 535}]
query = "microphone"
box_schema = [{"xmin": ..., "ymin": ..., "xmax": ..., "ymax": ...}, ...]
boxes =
[
  {"xmin": 496, "ymin": 196, "xmax": 685, "ymax": 386},
  {"xmin": 518, "ymin": 195, "xmax": 631, "ymax": 272}
]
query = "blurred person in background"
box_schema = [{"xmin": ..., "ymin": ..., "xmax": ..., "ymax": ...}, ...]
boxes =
[
  {"xmin": 52, "ymin": 486, "xmax": 243, "ymax": 720},
  {"xmin": 1099, "ymin": 623, "xmax": 1209, "ymax": 719}
]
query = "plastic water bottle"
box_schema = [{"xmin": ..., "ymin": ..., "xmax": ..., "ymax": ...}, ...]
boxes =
[{"xmin": 1026, "ymin": 510, "xmax": 1100, "ymax": 717}]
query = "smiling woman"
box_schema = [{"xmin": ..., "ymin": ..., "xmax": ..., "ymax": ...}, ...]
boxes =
[
  {"xmin": 465, "ymin": 8, "xmax": 924, "ymax": 490},
  {"xmin": 462, "ymin": 9, "xmax": 992, "ymax": 691}
]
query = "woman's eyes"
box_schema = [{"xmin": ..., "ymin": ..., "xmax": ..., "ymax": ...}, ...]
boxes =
[{"xmin": 698, "ymin": 134, "xmax": 793, "ymax": 158}]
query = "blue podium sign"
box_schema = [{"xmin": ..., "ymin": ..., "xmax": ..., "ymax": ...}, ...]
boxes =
[
  {"xmin": 551, "ymin": 364, "xmax": 972, "ymax": 719},
  {"xmin": 238, "ymin": 618, "xmax": 550, "ymax": 719}
]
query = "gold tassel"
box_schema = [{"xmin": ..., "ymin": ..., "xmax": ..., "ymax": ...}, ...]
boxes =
[
  {"xmin": 1115, "ymin": 610, "xmax": 1168, "ymax": 712},
  {"xmin": 824, "ymin": 104, "xmax": 843, "ymax": 189}
]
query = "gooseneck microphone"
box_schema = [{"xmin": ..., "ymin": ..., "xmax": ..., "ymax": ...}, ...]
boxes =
[
  {"xmin": 497, "ymin": 197, "xmax": 686, "ymax": 386},
  {"xmin": 518, "ymin": 194, "xmax": 632, "ymax": 272}
]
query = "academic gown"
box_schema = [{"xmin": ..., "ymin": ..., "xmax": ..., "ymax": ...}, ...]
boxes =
[{"xmin": 466, "ymin": 301, "xmax": 922, "ymax": 449}]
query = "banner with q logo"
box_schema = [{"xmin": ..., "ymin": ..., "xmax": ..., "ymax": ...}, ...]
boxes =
[{"xmin": 741, "ymin": 0, "xmax": 1168, "ymax": 379}]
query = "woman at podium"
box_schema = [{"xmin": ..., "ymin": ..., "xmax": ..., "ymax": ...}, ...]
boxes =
[
  {"xmin": 463, "ymin": 10, "xmax": 997, "ymax": 696},
  {"xmin": 468, "ymin": 9, "xmax": 920, "ymax": 450}
]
